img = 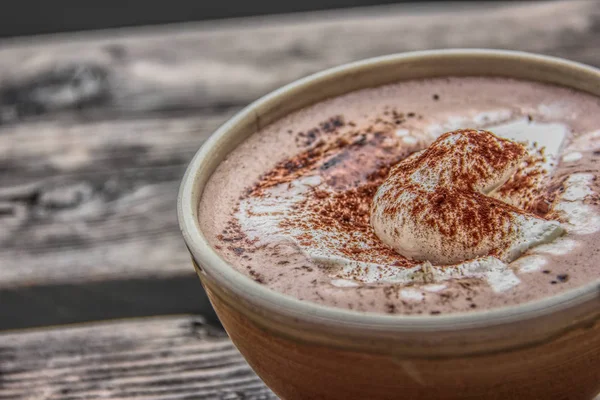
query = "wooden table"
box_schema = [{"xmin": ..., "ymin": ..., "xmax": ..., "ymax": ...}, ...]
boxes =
[{"xmin": 1, "ymin": 1, "xmax": 599, "ymax": 398}]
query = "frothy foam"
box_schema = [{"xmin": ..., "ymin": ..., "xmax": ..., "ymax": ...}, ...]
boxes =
[
  {"xmin": 237, "ymin": 118, "xmax": 598, "ymax": 293},
  {"xmin": 201, "ymin": 77, "xmax": 600, "ymax": 315}
]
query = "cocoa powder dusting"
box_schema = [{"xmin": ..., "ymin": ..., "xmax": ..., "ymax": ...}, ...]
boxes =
[
  {"xmin": 495, "ymin": 144, "xmax": 549, "ymax": 215},
  {"xmin": 224, "ymin": 121, "xmax": 563, "ymax": 278},
  {"xmin": 298, "ymin": 163, "xmax": 414, "ymax": 265},
  {"xmin": 231, "ymin": 111, "xmax": 422, "ymax": 270},
  {"xmin": 380, "ymin": 129, "xmax": 543, "ymax": 254}
]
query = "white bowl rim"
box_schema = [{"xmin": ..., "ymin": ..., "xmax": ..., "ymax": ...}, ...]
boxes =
[{"xmin": 178, "ymin": 49, "xmax": 600, "ymax": 333}]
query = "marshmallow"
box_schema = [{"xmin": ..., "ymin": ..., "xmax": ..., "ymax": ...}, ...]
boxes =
[{"xmin": 371, "ymin": 129, "xmax": 564, "ymax": 264}]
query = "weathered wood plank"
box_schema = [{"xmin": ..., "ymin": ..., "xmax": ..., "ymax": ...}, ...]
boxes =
[
  {"xmin": 0, "ymin": 0, "xmax": 599, "ymax": 328},
  {"xmin": 0, "ymin": 316, "xmax": 597, "ymax": 399},
  {"xmin": 0, "ymin": 113, "xmax": 234, "ymax": 285},
  {"xmin": 0, "ymin": 316, "xmax": 277, "ymax": 399},
  {"xmin": 0, "ymin": 113, "xmax": 231, "ymax": 329},
  {"xmin": 0, "ymin": 1, "xmax": 597, "ymax": 124}
]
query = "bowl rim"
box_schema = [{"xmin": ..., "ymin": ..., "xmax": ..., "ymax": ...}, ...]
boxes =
[{"xmin": 178, "ymin": 48, "xmax": 600, "ymax": 333}]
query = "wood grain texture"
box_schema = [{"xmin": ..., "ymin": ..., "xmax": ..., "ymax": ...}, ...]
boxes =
[
  {"xmin": 0, "ymin": 113, "xmax": 230, "ymax": 328},
  {"xmin": 0, "ymin": 316, "xmax": 276, "ymax": 399},
  {"xmin": 0, "ymin": 315, "xmax": 598, "ymax": 400},
  {"xmin": 0, "ymin": 113, "xmax": 234, "ymax": 285},
  {"xmin": 0, "ymin": 1, "xmax": 598, "ymax": 122},
  {"xmin": 0, "ymin": 0, "xmax": 598, "ymax": 328}
]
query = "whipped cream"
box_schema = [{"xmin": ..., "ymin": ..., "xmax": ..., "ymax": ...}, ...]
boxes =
[
  {"xmin": 234, "ymin": 109, "xmax": 598, "ymax": 294},
  {"xmin": 371, "ymin": 129, "xmax": 564, "ymax": 265}
]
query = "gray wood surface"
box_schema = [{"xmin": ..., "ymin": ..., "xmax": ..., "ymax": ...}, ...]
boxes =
[
  {"xmin": 0, "ymin": 0, "xmax": 598, "ymax": 329},
  {"xmin": 1, "ymin": 316, "xmax": 598, "ymax": 400},
  {"xmin": 0, "ymin": 316, "xmax": 276, "ymax": 399}
]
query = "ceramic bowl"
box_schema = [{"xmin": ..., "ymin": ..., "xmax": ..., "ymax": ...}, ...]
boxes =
[{"xmin": 178, "ymin": 50, "xmax": 600, "ymax": 400}]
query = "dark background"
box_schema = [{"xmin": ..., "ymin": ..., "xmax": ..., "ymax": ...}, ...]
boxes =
[{"xmin": 2, "ymin": 0, "xmax": 527, "ymax": 38}]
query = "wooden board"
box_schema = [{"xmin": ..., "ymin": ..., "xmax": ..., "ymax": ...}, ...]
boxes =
[
  {"xmin": 1, "ymin": 315, "xmax": 598, "ymax": 400},
  {"xmin": 0, "ymin": 114, "xmax": 229, "ymax": 329},
  {"xmin": 0, "ymin": 316, "xmax": 276, "ymax": 399},
  {"xmin": 0, "ymin": 1, "xmax": 598, "ymax": 122},
  {"xmin": 0, "ymin": 0, "xmax": 599, "ymax": 329}
]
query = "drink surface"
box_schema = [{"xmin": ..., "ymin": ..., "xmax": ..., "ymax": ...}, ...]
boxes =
[{"xmin": 199, "ymin": 77, "xmax": 600, "ymax": 315}]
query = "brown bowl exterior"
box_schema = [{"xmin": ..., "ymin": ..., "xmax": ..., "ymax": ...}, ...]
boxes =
[
  {"xmin": 179, "ymin": 50, "xmax": 600, "ymax": 400},
  {"xmin": 196, "ymin": 262, "xmax": 600, "ymax": 400}
]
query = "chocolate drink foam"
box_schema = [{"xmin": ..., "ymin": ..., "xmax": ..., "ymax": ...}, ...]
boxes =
[{"xmin": 199, "ymin": 77, "xmax": 600, "ymax": 315}]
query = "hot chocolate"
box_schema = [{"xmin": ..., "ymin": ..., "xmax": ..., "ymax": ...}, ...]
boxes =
[{"xmin": 199, "ymin": 76, "xmax": 600, "ymax": 315}]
